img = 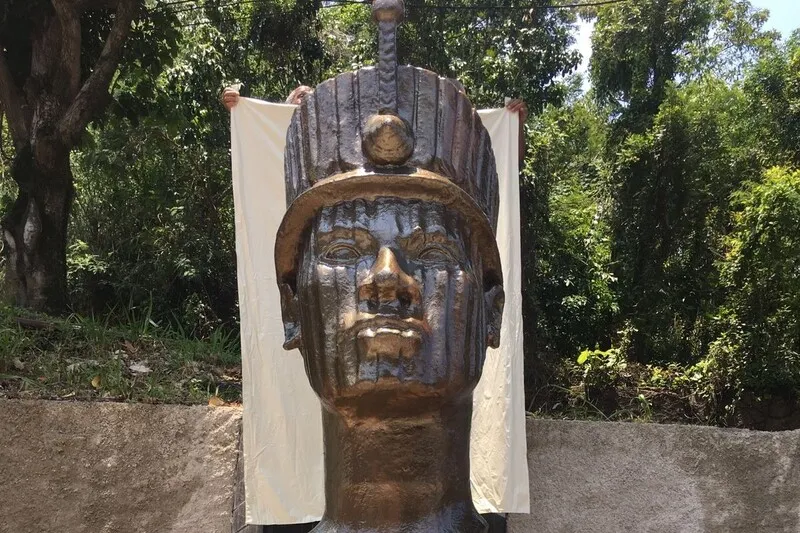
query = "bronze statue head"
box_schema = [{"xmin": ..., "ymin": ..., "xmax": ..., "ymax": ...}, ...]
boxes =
[
  {"xmin": 281, "ymin": 196, "xmax": 503, "ymax": 415},
  {"xmin": 273, "ymin": 1, "xmax": 502, "ymax": 530}
]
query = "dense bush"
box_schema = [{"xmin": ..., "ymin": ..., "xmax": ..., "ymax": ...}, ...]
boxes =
[
  {"xmin": 707, "ymin": 167, "xmax": 800, "ymax": 426},
  {"xmin": 608, "ymin": 79, "xmax": 756, "ymax": 365},
  {"xmin": 521, "ymin": 100, "xmax": 618, "ymax": 394}
]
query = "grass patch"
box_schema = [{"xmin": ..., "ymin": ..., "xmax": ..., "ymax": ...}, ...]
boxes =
[{"xmin": 0, "ymin": 306, "xmax": 242, "ymax": 405}]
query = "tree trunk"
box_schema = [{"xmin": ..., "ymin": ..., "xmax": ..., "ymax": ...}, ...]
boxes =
[
  {"xmin": 3, "ymin": 140, "xmax": 73, "ymax": 312},
  {"xmin": 0, "ymin": 0, "xmax": 138, "ymax": 312}
]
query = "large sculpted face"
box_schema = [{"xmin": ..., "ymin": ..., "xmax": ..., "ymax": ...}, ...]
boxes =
[{"xmin": 281, "ymin": 197, "xmax": 503, "ymax": 414}]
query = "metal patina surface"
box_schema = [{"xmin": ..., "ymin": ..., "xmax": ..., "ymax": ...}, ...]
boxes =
[{"xmin": 274, "ymin": 1, "xmax": 502, "ymax": 531}]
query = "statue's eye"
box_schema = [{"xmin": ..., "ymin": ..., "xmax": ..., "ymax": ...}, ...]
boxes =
[
  {"xmin": 323, "ymin": 243, "xmax": 361, "ymax": 262},
  {"xmin": 417, "ymin": 245, "xmax": 455, "ymax": 264}
]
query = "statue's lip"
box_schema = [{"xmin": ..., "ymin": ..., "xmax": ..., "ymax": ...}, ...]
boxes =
[
  {"xmin": 350, "ymin": 315, "xmax": 425, "ymax": 336},
  {"xmin": 357, "ymin": 327, "xmax": 421, "ymax": 340}
]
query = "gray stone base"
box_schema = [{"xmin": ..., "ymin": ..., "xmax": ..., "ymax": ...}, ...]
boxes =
[
  {"xmin": 509, "ymin": 418, "xmax": 800, "ymax": 533},
  {"xmin": 3, "ymin": 400, "xmax": 798, "ymax": 533}
]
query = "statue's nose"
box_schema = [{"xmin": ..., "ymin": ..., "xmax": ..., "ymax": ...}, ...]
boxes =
[{"xmin": 358, "ymin": 246, "xmax": 421, "ymax": 312}]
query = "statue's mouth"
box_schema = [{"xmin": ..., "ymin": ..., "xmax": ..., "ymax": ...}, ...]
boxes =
[
  {"xmin": 352, "ymin": 315, "xmax": 424, "ymax": 334},
  {"xmin": 352, "ymin": 316, "xmax": 425, "ymax": 360},
  {"xmin": 357, "ymin": 326, "xmax": 421, "ymax": 340}
]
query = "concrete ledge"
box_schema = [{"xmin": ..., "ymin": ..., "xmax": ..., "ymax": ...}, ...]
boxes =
[
  {"xmin": 0, "ymin": 399, "xmax": 241, "ymax": 533},
  {"xmin": 4, "ymin": 401, "xmax": 799, "ymax": 533},
  {"xmin": 510, "ymin": 418, "xmax": 800, "ymax": 533}
]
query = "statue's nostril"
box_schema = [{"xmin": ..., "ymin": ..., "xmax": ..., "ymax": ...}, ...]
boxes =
[{"xmin": 398, "ymin": 293, "xmax": 411, "ymax": 308}]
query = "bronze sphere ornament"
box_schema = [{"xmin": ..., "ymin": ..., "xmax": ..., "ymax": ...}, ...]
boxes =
[
  {"xmin": 273, "ymin": 0, "xmax": 503, "ymax": 531},
  {"xmin": 362, "ymin": 113, "xmax": 415, "ymax": 167}
]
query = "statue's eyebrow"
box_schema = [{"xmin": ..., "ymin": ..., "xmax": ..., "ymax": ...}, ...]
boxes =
[
  {"xmin": 406, "ymin": 225, "xmax": 456, "ymax": 241},
  {"xmin": 316, "ymin": 226, "xmax": 374, "ymax": 248},
  {"xmin": 401, "ymin": 226, "xmax": 461, "ymax": 253}
]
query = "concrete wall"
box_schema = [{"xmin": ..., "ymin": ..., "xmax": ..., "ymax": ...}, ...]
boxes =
[
  {"xmin": 2, "ymin": 400, "xmax": 798, "ymax": 533},
  {"xmin": 0, "ymin": 400, "xmax": 241, "ymax": 533},
  {"xmin": 511, "ymin": 418, "xmax": 800, "ymax": 533}
]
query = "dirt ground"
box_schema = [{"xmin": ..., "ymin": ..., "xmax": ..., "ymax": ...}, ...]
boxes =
[{"xmin": 0, "ymin": 399, "xmax": 241, "ymax": 533}]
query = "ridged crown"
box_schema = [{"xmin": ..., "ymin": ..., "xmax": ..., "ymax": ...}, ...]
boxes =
[{"xmin": 283, "ymin": 66, "xmax": 499, "ymax": 231}]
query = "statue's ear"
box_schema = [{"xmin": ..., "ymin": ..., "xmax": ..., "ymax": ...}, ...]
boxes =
[
  {"xmin": 484, "ymin": 283, "xmax": 505, "ymax": 349},
  {"xmin": 279, "ymin": 282, "xmax": 303, "ymax": 351}
]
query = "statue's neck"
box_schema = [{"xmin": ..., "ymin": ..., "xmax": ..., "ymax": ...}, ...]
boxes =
[{"xmin": 314, "ymin": 398, "xmax": 486, "ymax": 533}]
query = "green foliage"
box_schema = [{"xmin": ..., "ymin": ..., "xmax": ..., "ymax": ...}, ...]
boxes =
[
  {"xmin": 742, "ymin": 34, "xmax": 800, "ymax": 167},
  {"xmin": 708, "ymin": 167, "xmax": 800, "ymax": 411},
  {"xmin": 591, "ymin": 0, "xmax": 776, "ymax": 127},
  {"xmin": 525, "ymin": 100, "xmax": 617, "ymax": 364},
  {"xmin": 591, "ymin": 0, "xmax": 712, "ymax": 116},
  {"xmin": 532, "ymin": 346, "xmax": 712, "ymax": 423},
  {"xmin": 609, "ymin": 79, "xmax": 756, "ymax": 364},
  {"xmin": 681, "ymin": 0, "xmax": 778, "ymax": 80},
  {"xmin": 577, "ymin": 347, "xmax": 626, "ymax": 391},
  {"xmin": 402, "ymin": 1, "xmax": 581, "ymax": 111},
  {"xmin": 1, "ymin": 1, "xmax": 181, "ymax": 114},
  {"xmin": 68, "ymin": 13, "xmax": 238, "ymax": 334},
  {"xmin": 0, "ymin": 75, "xmax": 13, "ymax": 298},
  {"xmin": 528, "ymin": 0, "xmax": 800, "ymax": 427}
]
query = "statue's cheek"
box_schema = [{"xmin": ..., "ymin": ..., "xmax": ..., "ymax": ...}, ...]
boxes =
[{"xmin": 312, "ymin": 263, "xmax": 359, "ymax": 310}]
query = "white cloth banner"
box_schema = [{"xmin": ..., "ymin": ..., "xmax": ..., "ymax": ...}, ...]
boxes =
[{"xmin": 231, "ymin": 97, "xmax": 529, "ymax": 526}]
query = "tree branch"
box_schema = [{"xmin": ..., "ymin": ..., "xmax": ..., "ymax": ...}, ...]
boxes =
[
  {"xmin": 0, "ymin": 108, "xmax": 8, "ymax": 165},
  {"xmin": 52, "ymin": 0, "xmax": 83, "ymax": 100},
  {"xmin": 0, "ymin": 51, "xmax": 30, "ymax": 149},
  {"xmin": 58, "ymin": 0, "xmax": 139, "ymax": 145}
]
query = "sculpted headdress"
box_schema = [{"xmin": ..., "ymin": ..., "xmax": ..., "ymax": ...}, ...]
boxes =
[{"xmin": 274, "ymin": 0, "xmax": 501, "ymax": 289}]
